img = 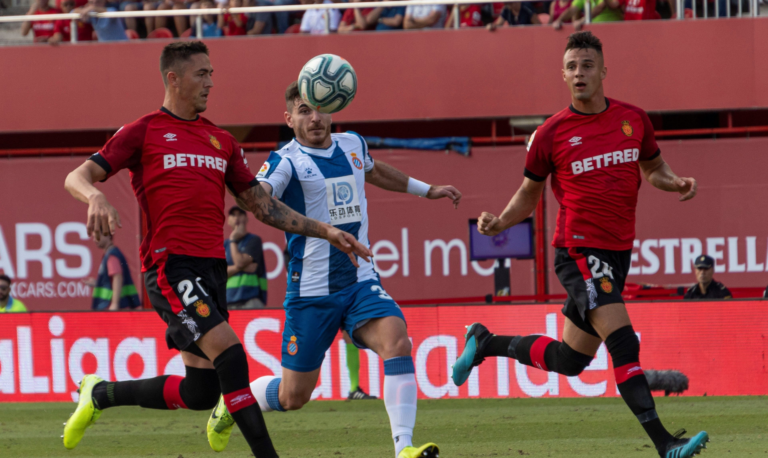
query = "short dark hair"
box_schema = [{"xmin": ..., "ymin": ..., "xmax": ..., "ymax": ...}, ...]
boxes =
[
  {"xmin": 285, "ymin": 81, "xmax": 302, "ymax": 112},
  {"xmin": 565, "ymin": 31, "xmax": 603, "ymax": 56},
  {"xmin": 229, "ymin": 205, "xmax": 247, "ymax": 216},
  {"xmin": 0, "ymin": 274, "xmax": 11, "ymax": 285},
  {"xmin": 160, "ymin": 41, "xmax": 209, "ymax": 86}
]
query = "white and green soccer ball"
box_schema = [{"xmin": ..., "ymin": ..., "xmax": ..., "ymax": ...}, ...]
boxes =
[{"xmin": 298, "ymin": 54, "xmax": 357, "ymax": 114}]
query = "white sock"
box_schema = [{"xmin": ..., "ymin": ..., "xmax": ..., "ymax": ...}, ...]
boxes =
[
  {"xmin": 250, "ymin": 376, "xmax": 276, "ymax": 412},
  {"xmin": 384, "ymin": 372, "xmax": 417, "ymax": 457}
]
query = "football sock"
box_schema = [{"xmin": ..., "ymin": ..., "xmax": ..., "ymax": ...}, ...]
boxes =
[
  {"xmin": 91, "ymin": 366, "xmax": 220, "ymax": 411},
  {"xmin": 491, "ymin": 335, "xmax": 593, "ymax": 377},
  {"xmin": 605, "ymin": 326, "xmax": 674, "ymax": 453},
  {"xmin": 383, "ymin": 356, "xmax": 417, "ymax": 458},
  {"xmin": 484, "ymin": 335, "xmax": 518, "ymax": 358},
  {"xmin": 251, "ymin": 375, "xmax": 286, "ymax": 412},
  {"xmin": 346, "ymin": 343, "xmax": 361, "ymax": 392},
  {"xmin": 214, "ymin": 344, "xmax": 278, "ymax": 458}
]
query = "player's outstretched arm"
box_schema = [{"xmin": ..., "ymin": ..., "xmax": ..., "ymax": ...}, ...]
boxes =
[
  {"xmin": 639, "ymin": 155, "xmax": 697, "ymax": 201},
  {"xmin": 365, "ymin": 160, "xmax": 462, "ymax": 208},
  {"xmin": 64, "ymin": 161, "xmax": 122, "ymax": 240},
  {"xmin": 236, "ymin": 185, "xmax": 371, "ymax": 266},
  {"xmin": 478, "ymin": 178, "xmax": 544, "ymax": 236}
]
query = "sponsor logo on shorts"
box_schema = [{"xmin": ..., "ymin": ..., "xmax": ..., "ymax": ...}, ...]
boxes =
[
  {"xmin": 209, "ymin": 134, "xmax": 221, "ymax": 150},
  {"xmin": 621, "ymin": 120, "xmax": 633, "ymax": 137},
  {"xmin": 599, "ymin": 277, "xmax": 613, "ymax": 294},
  {"xmin": 230, "ymin": 393, "xmax": 254, "ymax": 406},
  {"xmin": 177, "ymin": 310, "xmax": 201, "ymax": 340},
  {"xmin": 585, "ymin": 279, "xmax": 598, "ymax": 310},
  {"xmin": 193, "ymin": 299, "xmax": 210, "ymax": 318},
  {"xmin": 351, "ymin": 152, "xmax": 363, "ymax": 170},
  {"xmin": 287, "ymin": 335, "xmax": 299, "ymax": 355}
]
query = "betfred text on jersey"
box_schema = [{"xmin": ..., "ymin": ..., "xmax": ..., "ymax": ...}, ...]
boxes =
[
  {"xmin": 571, "ymin": 148, "xmax": 639, "ymax": 175},
  {"xmin": 163, "ymin": 153, "xmax": 228, "ymax": 172}
]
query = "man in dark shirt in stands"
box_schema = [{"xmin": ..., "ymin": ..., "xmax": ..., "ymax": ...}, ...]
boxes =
[
  {"xmin": 684, "ymin": 255, "xmax": 732, "ymax": 299},
  {"xmin": 225, "ymin": 206, "xmax": 267, "ymax": 309}
]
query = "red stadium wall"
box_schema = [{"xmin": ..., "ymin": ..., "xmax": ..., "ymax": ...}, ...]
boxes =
[
  {"xmin": 1, "ymin": 19, "xmax": 768, "ymax": 133},
  {"xmin": 1, "ymin": 301, "xmax": 766, "ymax": 403},
  {"xmin": 2, "ymin": 136, "xmax": 768, "ymax": 311}
]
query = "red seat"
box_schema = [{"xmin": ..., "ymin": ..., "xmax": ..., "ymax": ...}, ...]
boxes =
[
  {"xmin": 125, "ymin": 29, "xmax": 140, "ymax": 40},
  {"xmin": 148, "ymin": 27, "xmax": 174, "ymax": 39},
  {"xmin": 284, "ymin": 24, "xmax": 301, "ymax": 34},
  {"xmin": 180, "ymin": 27, "xmax": 193, "ymax": 38}
]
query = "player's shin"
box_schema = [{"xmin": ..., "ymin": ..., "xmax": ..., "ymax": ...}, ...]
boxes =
[
  {"xmin": 91, "ymin": 366, "xmax": 220, "ymax": 410},
  {"xmin": 605, "ymin": 326, "xmax": 674, "ymax": 453},
  {"xmin": 346, "ymin": 344, "xmax": 361, "ymax": 392},
  {"xmin": 383, "ymin": 356, "xmax": 417, "ymax": 458},
  {"xmin": 213, "ymin": 344, "xmax": 279, "ymax": 458}
]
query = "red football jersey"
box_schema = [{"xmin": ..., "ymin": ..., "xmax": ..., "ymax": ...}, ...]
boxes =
[
  {"xmin": 525, "ymin": 98, "xmax": 660, "ymax": 251},
  {"xmin": 53, "ymin": 18, "xmax": 94, "ymax": 42},
  {"xmin": 622, "ymin": 0, "xmax": 659, "ymax": 20},
  {"xmin": 90, "ymin": 108, "xmax": 257, "ymax": 271},
  {"xmin": 31, "ymin": 8, "xmax": 62, "ymax": 42}
]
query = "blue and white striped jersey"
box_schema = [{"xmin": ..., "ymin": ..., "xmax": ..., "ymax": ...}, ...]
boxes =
[{"xmin": 256, "ymin": 132, "xmax": 378, "ymax": 297}]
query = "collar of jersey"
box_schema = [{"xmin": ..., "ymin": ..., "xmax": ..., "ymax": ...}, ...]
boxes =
[
  {"xmin": 160, "ymin": 106, "xmax": 200, "ymax": 122},
  {"xmin": 296, "ymin": 139, "xmax": 336, "ymax": 158},
  {"xmin": 569, "ymin": 97, "xmax": 610, "ymax": 116}
]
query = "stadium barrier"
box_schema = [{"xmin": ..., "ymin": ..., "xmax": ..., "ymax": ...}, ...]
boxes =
[
  {"xmin": 1, "ymin": 300, "xmax": 766, "ymax": 403},
  {"xmin": 0, "ymin": 0, "xmax": 761, "ymax": 44}
]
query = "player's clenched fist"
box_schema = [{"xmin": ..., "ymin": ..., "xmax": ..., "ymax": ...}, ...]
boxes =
[{"xmin": 477, "ymin": 212, "xmax": 504, "ymax": 236}]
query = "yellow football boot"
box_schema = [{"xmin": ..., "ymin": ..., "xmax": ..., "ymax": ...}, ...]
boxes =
[
  {"xmin": 62, "ymin": 374, "xmax": 104, "ymax": 449},
  {"xmin": 398, "ymin": 443, "xmax": 440, "ymax": 458},
  {"xmin": 207, "ymin": 395, "xmax": 236, "ymax": 452}
]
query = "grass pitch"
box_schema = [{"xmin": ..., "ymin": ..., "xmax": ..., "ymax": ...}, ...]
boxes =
[{"xmin": 1, "ymin": 396, "xmax": 766, "ymax": 457}]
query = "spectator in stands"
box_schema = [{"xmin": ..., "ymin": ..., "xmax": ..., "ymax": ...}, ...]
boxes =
[
  {"xmin": 373, "ymin": 0, "xmax": 405, "ymax": 30},
  {"xmin": 245, "ymin": 0, "xmax": 274, "ymax": 34},
  {"xmin": 299, "ymin": 0, "xmax": 341, "ymax": 34},
  {"xmin": 554, "ymin": 0, "xmax": 623, "ymax": 30},
  {"xmin": 225, "ymin": 206, "xmax": 268, "ymax": 309},
  {"xmin": 219, "ymin": 0, "xmax": 248, "ymax": 35},
  {"xmin": 156, "ymin": 0, "xmax": 192, "ymax": 37},
  {"xmin": 549, "ymin": 0, "xmax": 573, "ymax": 26},
  {"xmin": 84, "ymin": 234, "xmax": 141, "ymax": 310},
  {"xmin": 487, "ymin": 1, "xmax": 541, "ymax": 28},
  {"xmin": 0, "ymin": 274, "xmax": 27, "ymax": 313},
  {"xmin": 444, "ymin": 4, "xmax": 483, "ymax": 28},
  {"xmin": 602, "ymin": 0, "xmax": 663, "ymax": 20},
  {"xmin": 21, "ymin": 0, "xmax": 62, "ymax": 43},
  {"xmin": 76, "ymin": 0, "xmax": 128, "ymax": 40},
  {"xmin": 683, "ymin": 255, "xmax": 732, "ymax": 300},
  {"xmin": 338, "ymin": 0, "xmax": 378, "ymax": 33},
  {"xmin": 403, "ymin": 2, "xmax": 446, "ymax": 29},
  {"xmin": 195, "ymin": 0, "xmax": 223, "ymax": 36},
  {"xmin": 50, "ymin": 0, "xmax": 95, "ymax": 43}
]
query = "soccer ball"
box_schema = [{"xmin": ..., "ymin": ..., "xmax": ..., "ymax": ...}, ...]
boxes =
[{"xmin": 298, "ymin": 54, "xmax": 357, "ymax": 114}]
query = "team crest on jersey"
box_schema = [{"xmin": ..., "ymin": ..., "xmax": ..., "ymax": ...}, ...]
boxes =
[
  {"xmin": 621, "ymin": 121, "xmax": 633, "ymax": 137},
  {"xmin": 287, "ymin": 336, "xmax": 299, "ymax": 355},
  {"xmin": 193, "ymin": 299, "xmax": 210, "ymax": 318},
  {"xmin": 351, "ymin": 152, "xmax": 363, "ymax": 170},
  {"xmin": 599, "ymin": 277, "xmax": 613, "ymax": 294},
  {"xmin": 209, "ymin": 134, "xmax": 221, "ymax": 150}
]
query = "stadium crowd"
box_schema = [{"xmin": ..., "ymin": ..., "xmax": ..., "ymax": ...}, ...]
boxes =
[{"xmin": 20, "ymin": 0, "xmax": 757, "ymax": 42}]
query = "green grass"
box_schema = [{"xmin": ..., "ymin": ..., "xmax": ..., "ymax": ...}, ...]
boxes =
[{"xmin": 1, "ymin": 396, "xmax": 766, "ymax": 457}]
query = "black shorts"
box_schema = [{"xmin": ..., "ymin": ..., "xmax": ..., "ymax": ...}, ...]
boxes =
[
  {"xmin": 144, "ymin": 254, "xmax": 229, "ymax": 359},
  {"xmin": 555, "ymin": 247, "xmax": 631, "ymax": 337}
]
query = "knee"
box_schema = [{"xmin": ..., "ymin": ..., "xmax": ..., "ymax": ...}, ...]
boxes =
[
  {"xmin": 554, "ymin": 342, "xmax": 593, "ymax": 377},
  {"xmin": 179, "ymin": 368, "xmax": 221, "ymax": 410},
  {"xmin": 380, "ymin": 335, "xmax": 412, "ymax": 360},
  {"xmin": 604, "ymin": 325, "xmax": 640, "ymax": 363}
]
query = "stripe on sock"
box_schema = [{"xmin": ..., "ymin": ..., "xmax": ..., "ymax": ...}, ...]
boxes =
[
  {"xmin": 162, "ymin": 375, "xmax": 187, "ymax": 410},
  {"xmin": 266, "ymin": 377, "xmax": 285, "ymax": 412},
  {"xmin": 614, "ymin": 362, "xmax": 645, "ymax": 384},
  {"xmin": 223, "ymin": 387, "xmax": 256, "ymax": 413},
  {"xmin": 529, "ymin": 336, "xmax": 555, "ymax": 371},
  {"xmin": 636, "ymin": 409, "xmax": 659, "ymax": 424},
  {"xmin": 384, "ymin": 356, "xmax": 415, "ymax": 376}
]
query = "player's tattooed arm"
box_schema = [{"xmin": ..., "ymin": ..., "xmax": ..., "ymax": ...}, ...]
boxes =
[
  {"xmin": 639, "ymin": 155, "xmax": 697, "ymax": 201},
  {"xmin": 236, "ymin": 185, "xmax": 372, "ymax": 265}
]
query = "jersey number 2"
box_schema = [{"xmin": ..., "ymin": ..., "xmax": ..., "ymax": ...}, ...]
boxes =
[
  {"xmin": 178, "ymin": 280, "xmax": 199, "ymax": 306},
  {"xmin": 587, "ymin": 256, "xmax": 614, "ymax": 280}
]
